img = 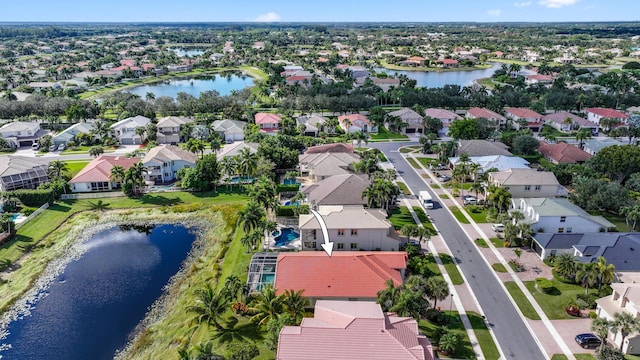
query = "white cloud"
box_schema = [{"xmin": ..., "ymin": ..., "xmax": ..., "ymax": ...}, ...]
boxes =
[
  {"xmin": 255, "ymin": 12, "xmax": 281, "ymax": 22},
  {"xmin": 513, "ymin": 1, "xmax": 532, "ymax": 7},
  {"xmin": 487, "ymin": 9, "xmax": 503, "ymax": 16},
  {"xmin": 538, "ymin": 0, "xmax": 580, "ymax": 8}
]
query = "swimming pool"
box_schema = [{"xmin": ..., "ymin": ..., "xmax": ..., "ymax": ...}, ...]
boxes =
[
  {"xmin": 274, "ymin": 227, "xmax": 300, "ymax": 247},
  {"xmin": 283, "ymin": 178, "xmax": 300, "ymax": 185},
  {"xmin": 229, "ymin": 176, "xmax": 254, "ymax": 183},
  {"xmin": 283, "ymin": 201, "xmax": 300, "ymax": 206},
  {"xmin": 261, "ymin": 273, "xmax": 275, "ymax": 284}
]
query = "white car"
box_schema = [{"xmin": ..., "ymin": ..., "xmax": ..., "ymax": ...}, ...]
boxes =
[
  {"xmin": 492, "ymin": 224, "xmax": 505, "ymax": 232},
  {"xmin": 58, "ymin": 143, "xmax": 66, "ymax": 151},
  {"xmin": 463, "ymin": 196, "xmax": 477, "ymax": 205}
]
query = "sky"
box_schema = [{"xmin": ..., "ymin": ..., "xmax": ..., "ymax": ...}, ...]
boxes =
[{"xmin": 1, "ymin": 0, "xmax": 639, "ymax": 23}]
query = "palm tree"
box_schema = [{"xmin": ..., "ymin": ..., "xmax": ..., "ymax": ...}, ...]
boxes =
[
  {"xmin": 282, "ymin": 289, "xmax": 309, "ymax": 324},
  {"xmin": 89, "ymin": 146, "xmax": 104, "ymax": 157},
  {"xmin": 575, "ymin": 262, "xmax": 599, "ymax": 294},
  {"xmin": 184, "ymin": 138, "xmax": 206, "ymax": 158},
  {"xmin": 400, "ymin": 224, "xmax": 419, "ymax": 242},
  {"xmin": 470, "ymin": 182, "xmax": 484, "ymax": 202},
  {"xmin": 238, "ymin": 201, "xmax": 266, "ymax": 235},
  {"xmin": 554, "ymin": 253, "xmax": 578, "ymax": 280},
  {"xmin": 591, "ymin": 317, "xmax": 612, "ymax": 352},
  {"xmin": 595, "ymin": 256, "xmax": 616, "ymax": 290},
  {"xmin": 248, "ymin": 284, "xmax": 283, "ymax": 326},
  {"xmin": 377, "ymin": 279, "xmax": 402, "ymax": 312},
  {"xmin": 238, "ymin": 147, "xmax": 258, "ymax": 180},
  {"xmin": 426, "ymin": 276, "xmax": 450, "ymax": 309},
  {"xmin": 186, "ymin": 284, "xmax": 230, "ymax": 330},
  {"xmin": 489, "ymin": 186, "xmax": 512, "ymax": 213},
  {"xmin": 240, "ymin": 230, "xmax": 262, "ymax": 253},
  {"xmin": 93, "ymin": 120, "xmax": 110, "ymax": 140},
  {"xmin": 249, "ymin": 177, "xmax": 278, "ymax": 218},
  {"xmin": 611, "ymin": 312, "xmax": 640, "ymax": 351},
  {"xmin": 575, "ymin": 128, "xmax": 592, "ymax": 150},
  {"xmin": 223, "ymin": 275, "xmax": 244, "ymax": 301},
  {"xmin": 110, "ymin": 165, "xmax": 126, "ymax": 188},
  {"xmin": 47, "ymin": 160, "xmax": 69, "ymax": 179},
  {"xmin": 416, "ymin": 227, "xmax": 432, "ymax": 246},
  {"xmin": 124, "ymin": 162, "xmax": 147, "ymax": 196},
  {"xmin": 220, "ymin": 156, "xmax": 237, "ymax": 190}
]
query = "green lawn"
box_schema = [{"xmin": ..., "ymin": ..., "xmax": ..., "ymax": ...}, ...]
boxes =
[
  {"xmin": 369, "ymin": 127, "xmax": 408, "ymax": 140},
  {"xmin": 387, "ymin": 206, "xmax": 418, "ymax": 229},
  {"xmin": 588, "ymin": 210, "xmax": 627, "ymax": 232},
  {"xmin": 465, "ymin": 207, "xmax": 488, "ymax": 223},
  {"xmin": 552, "ymin": 355, "xmax": 595, "ymax": 360},
  {"xmin": 490, "ymin": 238, "xmax": 505, "ymax": 248},
  {"xmin": 406, "ymin": 157, "xmax": 421, "ymax": 169},
  {"xmin": 396, "ymin": 181, "xmax": 411, "ymax": 195},
  {"xmin": 419, "ymin": 312, "xmax": 476, "ymax": 359},
  {"xmin": 468, "ymin": 311, "xmax": 500, "ymax": 360},
  {"xmin": 524, "ymin": 277, "xmax": 586, "ymax": 320},
  {"xmin": 504, "ymin": 281, "xmax": 541, "ymax": 320},
  {"xmin": 492, "ymin": 263, "xmax": 507, "ymax": 273},
  {"xmin": 439, "ymin": 253, "xmax": 464, "ymax": 285},
  {"xmin": 64, "ymin": 160, "xmax": 90, "ymax": 177},
  {"xmin": 61, "ymin": 145, "xmax": 117, "ymax": 154},
  {"xmin": 412, "ymin": 206, "xmax": 437, "ymax": 235},
  {"xmin": 475, "ymin": 238, "xmax": 488, "ymax": 248},
  {"xmin": 417, "ymin": 157, "xmax": 438, "ymax": 167},
  {"xmin": 423, "ymin": 253, "xmax": 442, "ymax": 276},
  {"xmin": 449, "ymin": 206, "xmax": 470, "ymax": 224},
  {"xmin": 400, "ymin": 146, "xmax": 421, "ymax": 153}
]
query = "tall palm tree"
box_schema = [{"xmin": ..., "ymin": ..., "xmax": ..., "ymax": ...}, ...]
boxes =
[
  {"xmin": 47, "ymin": 160, "xmax": 69, "ymax": 179},
  {"xmin": 575, "ymin": 262, "xmax": 599, "ymax": 294},
  {"xmin": 282, "ymin": 289, "xmax": 309, "ymax": 324},
  {"xmin": 489, "ymin": 186, "xmax": 512, "ymax": 213},
  {"xmin": 377, "ymin": 279, "xmax": 402, "ymax": 312},
  {"xmin": 426, "ymin": 276, "xmax": 450, "ymax": 309},
  {"xmin": 220, "ymin": 156, "xmax": 237, "ymax": 190},
  {"xmin": 238, "ymin": 147, "xmax": 258, "ymax": 180},
  {"xmin": 595, "ymin": 256, "xmax": 616, "ymax": 290},
  {"xmin": 248, "ymin": 284, "xmax": 283, "ymax": 326},
  {"xmin": 185, "ymin": 285, "xmax": 230, "ymax": 330},
  {"xmin": 416, "ymin": 226, "xmax": 432, "ymax": 245},
  {"xmin": 611, "ymin": 312, "xmax": 640, "ymax": 351},
  {"xmin": 223, "ymin": 275, "xmax": 244, "ymax": 301},
  {"xmin": 575, "ymin": 128, "xmax": 592, "ymax": 150},
  {"xmin": 124, "ymin": 162, "xmax": 147, "ymax": 196},
  {"xmin": 110, "ymin": 165, "xmax": 126, "ymax": 188},
  {"xmin": 591, "ymin": 317, "xmax": 612, "ymax": 352},
  {"xmin": 238, "ymin": 201, "xmax": 266, "ymax": 235},
  {"xmin": 93, "ymin": 120, "xmax": 110, "ymax": 140}
]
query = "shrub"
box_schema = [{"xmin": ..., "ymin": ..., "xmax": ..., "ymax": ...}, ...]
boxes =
[
  {"xmin": 589, "ymin": 311, "xmax": 597, "ymax": 319},
  {"xmin": 565, "ymin": 305, "xmax": 581, "ymax": 317},
  {"xmin": 276, "ymin": 184, "xmax": 300, "ymax": 193},
  {"xmin": 535, "ymin": 278, "xmax": 554, "ymax": 294},
  {"xmin": 576, "ymin": 293, "xmax": 598, "ymax": 309},
  {"xmin": 276, "ymin": 205, "xmax": 309, "ymax": 217},
  {"xmin": 509, "ymin": 259, "xmax": 525, "ymax": 272},
  {"xmin": 439, "ymin": 332, "xmax": 461, "ymax": 355},
  {"xmin": 5, "ymin": 189, "xmax": 54, "ymax": 207}
]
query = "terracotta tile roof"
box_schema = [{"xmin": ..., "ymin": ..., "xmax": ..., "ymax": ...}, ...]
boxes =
[
  {"xmin": 525, "ymin": 74, "xmax": 554, "ymax": 81},
  {"xmin": 274, "ymin": 252, "xmax": 407, "ymax": 298},
  {"xmin": 466, "ymin": 107, "xmax": 506, "ymax": 120},
  {"xmin": 505, "ymin": 107, "xmax": 543, "ymax": 119},
  {"xmin": 424, "ymin": 108, "xmax": 461, "ymax": 121},
  {"xmin": 254, "ymin": 112, "xmax": 281, "ymax": 124},
  {"xmin": 338, "ymin": 114, "xmax": 372, "ymax": 127},
  {"xmin": 586, "ymin": 107, "xmax": 629, "ymax": 119},
  {"xmin": 538, "ymin": 141, "xmax": 592, "ymax": 163},
  {"xmin": 277, "ymin": 300, "xmax": 433, "ymax": 360},
  {"xmin": 440, "ymin": 59, "xmax": 458, "ymax": 64},
  {"xmin": 70, "ymin": 156, "xmax": 139, "ymax": 183}
]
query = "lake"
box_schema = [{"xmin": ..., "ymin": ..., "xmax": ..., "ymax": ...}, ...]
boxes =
[
  {"xmin": 169, "ymin": 48, "xmax": 205, "ymax": 57},
  {"xmin": 127, "ymin": 74, "xmax": 254, "ymax": 98},
  {"xmin": 0, "ymin": 224, "xmax": 196, "ymax": 360},
  {"xmin": 376, "ymin": 62, "xmax": 522, "ymax": 88}
]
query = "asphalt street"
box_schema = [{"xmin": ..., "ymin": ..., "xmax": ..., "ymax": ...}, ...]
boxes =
[{"xmin": 371, "ymin": 141, "xmax": 546, "ymax": 360}]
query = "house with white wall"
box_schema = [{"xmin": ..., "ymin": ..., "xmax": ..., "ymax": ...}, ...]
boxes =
[
  {"xmin": 388, "ymin": 108, "xmax": 423, "ymax": 134},
  {"xmin": 156, "ymin": 116, "xmax": 193, "ymax": 144},
  {"xmin": 255, "ymin": 112, "xmax": 281, "ymax": 135},
  {"xmin": 337, "ymin": 114, "xmax": 377, "ymax": 134},
  {"xmin": 585, "ymin": 108, "xmax": 629, "ymax": 127},
  {"xmin": 596, "ymin": 283, "xmax": 640, "ymax": 355},
  {"xmin": 512, "ymin": 197, "xmax": 614, "ymax": 234},
  {"xmin": 70, "ymin": 155, "xmax": 139, "ymax": 192},
  {"xmin": 0, "ymin": 121, "xmax": 42, "ymax": 148},
  {"xmin": 109, "ymin": 115, "xmax": 150, "ymax": 145},
  {"xmin": 488, "ymin": 169, "xmax": 566, "ymax": 198},
  {"xmin": 142, "ymin": 144, "xmax": 196, "ymax": 183}
]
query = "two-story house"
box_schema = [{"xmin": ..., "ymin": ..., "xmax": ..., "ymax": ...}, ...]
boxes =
[
  {"xmin": 298, "ymin": 205, "xmax": 401, "ymax": 251},
  {"xmin": 142, "ymin": 144, "xmax": 196, "ymax": 184},
  {"xmin": 465, "ymin": 107, "xmax": 507, "ymax": 125},
  {"xmin": 298, "ymin": 152, "xmax": 360, "ymax": 183},
  {"xmin": 109, "ymin": 115, "xmax": 150, "ymax": 145},
  {"xmin": 337, "ymin": 114, "xmax": 377, "ymax": 134},
  {"xmin": 596, "ymin": 282, "xmax": 640, "ymax": 354},
  {"xmin": 511, "ymin": 197, "xmax": 614, "ymax": 234},
  {"xmin": 254, "ymin": 112, "xmax": 281, "ymax": 135},
  {"xmin": 504, "ymin": 107, "xmax": 544, "ymax": 132},
  {"xmin": 388, "ymin": 108, "xmax": 424, "ymax": 134},
  {"xmin": 488, "ymin": 169, "xmax": 566, "ymax": 198},
  {"xmin": 423, "ymin": 108, "xmax": 462, "ymax": 137},
  {"xmin": 0, "ymin": 121, "xmax": 42, "ymax": 148},
  {"xmin": 543, "ymin": 111, "xmax": 598, "ymax": 134},
  {"xmin": 156, "ymin": 116, "xmax": 193, "ymax": 144},
  {"xmin": 0, "ymin": 156, "xmax": 50, "ymax": 191},
  {"xmin": 586, "ymin": 108, "xmax": 629, "ymax": 129}
]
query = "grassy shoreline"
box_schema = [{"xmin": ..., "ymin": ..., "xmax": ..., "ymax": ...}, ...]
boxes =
[{"xmin": 378, "ymin": 60, "xmax": 492, "ymax": 72}]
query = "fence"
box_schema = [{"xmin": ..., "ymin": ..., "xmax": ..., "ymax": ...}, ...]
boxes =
[
  {"xmin": 15, "ymin": 202, "xmax": 50, "ymax": 230},
  {"xmin": 61, "ymin": 191, "xmax": 127, "ymax": 200}
]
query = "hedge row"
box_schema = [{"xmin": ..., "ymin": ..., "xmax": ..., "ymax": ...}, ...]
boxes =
[
  {"xmin": 276, "ymin": 184, "xmax": 301, "ymax": 193},
  {"xmin": 4, "ymin": 189, "xmax": 54, "ymax": 207},
  {"xmin": 276, "ymin": 204, "xmax": 309, "ymax": 217}
]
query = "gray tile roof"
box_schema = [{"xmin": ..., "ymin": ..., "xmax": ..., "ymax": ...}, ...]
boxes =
[
  {"xmin": 458, "ymin": 140, "xmax": 512, "ymax": 156},
  {"xmin": 0, "ymin": 156, "xmax": 50, "ymax": 177},
  {"xmin": 518, "ymin": 198, "xmax": 614, "ymax": 228},
  {"xmin": 489, "ymin": 168, "xmax": 560, "ymax": 186},
  {"xmin": 302, "ymin": 174, "xmax": 370, "ymax": 206}
]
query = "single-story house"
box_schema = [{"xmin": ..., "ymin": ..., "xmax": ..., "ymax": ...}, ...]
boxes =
[
  {"xmin": 142, "ymin": 144, "xmax": 197, "ymax": 184},
  {"xmin": 217, "ymin": 142, "xmax": 259, "ymax": 159},
  {"xmin": 274, "ymin": 251, "xmax": 407, "ymax": 304},
  {"xmin": 277, "ymin": 300, "xmax": 434, "ymax": 360},
  {"xmin": 302, "ymin": 174, "xmax": 370, "ymax": 206},
  {"xmin": 538, "ymin": 141, "xmax": 592, "ymax": 164},
  {"xmin": 457, "ymin": 140, "xmax": 512, "ymax": 157},
  {"xmin": 338, "ymin": 114, "xmax": 377, "ymax": 134},
  {"xmin": 70, "ymin": 155, "xmax": 139, "ymax": 192},
  {"xmin": 156, "ymin": 116, "xmax": 193, "ymax": 144},
  {"xmin": 304, "ymin": 143, "xmax": 354, "ymax": 154},
  {"xmin": 524, "ymin": 74, "xmax": 554, "ymax": 86},
  {"xmin": 109, "ymin": 115, "xmax": 150, "ymax": 145},
  {"xmin": 0, "ymin": 156, "xmax": 50, "ymax": 192},
  {"xmin": 295, "ymin": 115, "xmax": 327, "ymax": 137},
  {"xmin": 465, "ymin": 107, "xmax": 507, "ymax": 125},
  {"xmin": 255, "ymin": 112, "xmax": 281, "ymax": 135},
  {"xmin": 388, "ymin": 108, "xmax": 424, "ymax": 134},
  {"xmin": 543, "ymin": 111, "xmax": 597, "ymax": 133},
  {"xmin": 512, "ymin": 197, "xmax": 614, "ymax": 235},
  {"xmin": 596, "ymin": 283, "xmax": 640, "ymax": 354},
  {"xmin": 423, "ymin": 108, "xmax": 461, "ymax": 136},
  {"xmin": 582, "ymin": 138, "xmax": 624, "ymax": 156},
  {"xmin": 211, "ymin": 119, "xmax": 246, "ymax": 142},
  {"xmin": 504, "ymin": 107, "xmax": 544, "ymax": 132},
  {"xmin": 51, "ymin": 122, "xmax": 95, "ymax": 147},
  {"xmin": 487, "ymin": 168, "xmax": 566, "ymax": 198},
  {"xmin": 298, "ymin": 205, "xmax": 401, "ymax": 251}
]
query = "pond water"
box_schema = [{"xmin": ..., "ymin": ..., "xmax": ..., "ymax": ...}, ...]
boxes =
[
  {"xmin": 0, "ymin": 224, "xmax": 196, "ymax": 360},
  {"xmin": 127, "ymin": 74, "xmax": 254, "ymax": 98},
  {"xmin": 375, "ymin": 62, "xmax": 523, "ymax": 88},
  {"xmin": 169, "ymin": 48, "xmax": 205, "ymax": 57}
]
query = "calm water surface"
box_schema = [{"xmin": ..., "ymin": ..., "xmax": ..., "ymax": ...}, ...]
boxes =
[
  {"xmin": 169, "ymin": 48, "xmax": 205, "ymax": 57},
  {"xmin": 127, "ymin": 74, "xmax": 253, "ymax": 98},
  {"xmin": 0, "ymin": 224, "xmax": 195, "ymax": 360}
]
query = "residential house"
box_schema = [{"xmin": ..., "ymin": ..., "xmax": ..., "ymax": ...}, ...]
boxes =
[
  {"xmin": 524, "ymin": 74, "xmax": 554, "ymax": 86},
  {"xmin": 388, "ymin": 108, "xmax": 424, "ymax": 134},
  {"xmin": 466, "ymin": 107, "xmax": 507, "ymax": 125},
  {"xmin": 582, "ymin": 138, "xmax": 624, "ymax": 156},
  {"xmin": 304, "ymin": 143, "xmax": 354, "ymax": 154},
  {"xmin": 512, "ymin": 197, "xmax": 614, "ymax": 234},
  {"xmin": 211, "ymin": 119, "xmax": 246, "ymax": 142},
  {"xmin": 28, "ymin": 81, "xmax": 61, "ymax": 91},
  {"xmin": 457, "ymin": 140, "xmax": 512, "ymax": 157},
  {"xmin": 0, "ymin": 121, "xmax": 44, "ymax": 148},
  {"xmin": 52, "ymin": 122, "xmax": 95, "ymax": 147},
  {"xmin": 436, "ymin": 59, "xmax": 459, "ymax": 68},
  {"xmin": 302, "ymin": 174, "xmax": 370, "ymax": 206},
  {"xmin": 70, "ymin": 155, "xmax": 139, "ymax": 192},
  {"xmin": 354, "ymin": 76, "xmax": 401, "ymax": 92},
  {"xmin": 299, "ymin": 205, "xmax": 401, "ymax": 251},
  {"xmin": 488, "ymin": 168, "xmax": 566, "ymax": 198},
  {"xmin": 277, "ymin": 300, "xmax": 434, "ymax": 360},
  {"xmin": 398, "ymin": 56, "xmax": 426, "ymax": 67},
  {"xmin": 423, "ymin": 108, "xmax": 461, "ymax": 136},
  {"xmin": 596, "ymin": 283, "xmax": 640, "ymax": 354},
  {"xmin": 449, "ymin": 155, "xmax": 529, "ymax": 174},
  {"xmin": 296, "ymin": 115, "xmax": 327, "ymax": 137},
  {"xmin": 0, "ymin": 156, "xmax": 50, "ymax": 191},
  {"xmin": 142, "ymin": 144, "xmax": 197, "ymax": 184},
  {"xmin": 167, "ymin": 64, "xmax": 192, "ymax": 72},
  {"xmin": 585, "ymin": 108, "xmax": 629, "ymax": 128},
  {"xmin": 217, "ymin": 142, "xmax": 259, "ymax": 159},
  {"xmin": 254, "ymin": 112, "xmax": 281, "ymax": 135},
  {"xmin": 109, "ymin": 115, "xmax": 150, "ymax": 145},
  {"xmin": 543, "ymin": 112, "xmax": 597, "ymax": 133},
  {"xmin": 298, "ymin": 152, "xmax": 360, "ymax": 183},
  {"xmin": 337, "ymin": 114, "xmax": 377, "ymax": 134},
  {"xmin": 274, "ymin": 251, "xmax": 407, "ymax": 303},
  {"xmin": 538, "ymin": 141, "xmax": 592, "ymax": 164},
  {"xmin": 156, "ymin": 116, "xmax": 193, "ymax": 144},
  {"xmin": 504, "ymin": 107, "xmax": 544, "ymax": 132}
]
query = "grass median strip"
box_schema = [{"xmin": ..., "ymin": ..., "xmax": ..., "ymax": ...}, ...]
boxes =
[
  {"xmin": 504, "ymin": 281, "xmax": 541, "ymax": 320},
  {"xmin": 439, "ymin": 253, "xmax": 464, "ymax": 285},
  {"xmin": 449, "ymin": 206, "xmax": 470, "ymax": 224},
  {"xmin": 468, "ymin": 311, "xmax": 500, "ymax": 360}
]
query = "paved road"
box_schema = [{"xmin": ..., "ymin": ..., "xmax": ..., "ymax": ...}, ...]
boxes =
[{"xmin": 371, "ymin": 141, "xmax": 546, "ymax": 360}]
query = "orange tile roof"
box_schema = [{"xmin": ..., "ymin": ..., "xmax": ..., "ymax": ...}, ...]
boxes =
[
  {"xmin": 70, "ymin": 155, "xmax": 140, "ymax": 183},
  {"xmin": 274, "ymin": 252, "xmax": 407, "ymax": 298},
  {"xmin": 254, "ymin": 112, "xmax": 281, "ymax": 124},
  {"xmin": 538, "ymin": 141, "xmax": 592, "ymax": 164},
  {"xmin": 586, "ymin": 107, "xmax": 629, "ymax": 119}
]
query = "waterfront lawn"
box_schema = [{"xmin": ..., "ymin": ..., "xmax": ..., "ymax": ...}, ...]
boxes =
[
  {"xmin": 468, "ymin": 311, "xmax": 500, "ymax": 360},
  {"xmin": 439, "ymin": 253, "xmax": 464, "ymax": 285},
  {"xmin": 524, "ymin": 278, "xmax": 585, "ymax": 320},
  {"xmin": 504, "ymin": 281, "xmax": 541, "ymax": 320},
  {"xmin": 419, "ymin": 312, "xmax": 475, "ymax": 359}
]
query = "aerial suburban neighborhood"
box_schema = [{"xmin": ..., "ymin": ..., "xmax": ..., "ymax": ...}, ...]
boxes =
[{"xmin": 2, "ymin": 3, "xmax": 640, "ymax": 360}]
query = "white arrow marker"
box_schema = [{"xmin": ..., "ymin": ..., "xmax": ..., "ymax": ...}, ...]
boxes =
[{"xmin": 310, "ymin": 209, "xmax": 333, "ymax": 257}]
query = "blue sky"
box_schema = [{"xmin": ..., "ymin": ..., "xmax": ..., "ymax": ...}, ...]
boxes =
[{"xmin": 2, "ymin": 0, "xmax": 638, "ymax": 22}]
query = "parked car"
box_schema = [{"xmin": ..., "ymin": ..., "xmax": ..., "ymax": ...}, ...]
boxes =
[
  {"xmin": 438, "ymin": 175, "xmax": 451, "ymax": 182},
  {"xmin": 49, "ymin": 144, "xmax": 57, "ymax": 152},
  {"xmin": 31, "ymin": 143, "xmax": 40, "ymax": 150},
  {"xmin": 491, "ymin": 224, "xmax": 505, "ymax": 232},
  {"xmin": 463, "ymin": 195, "xmax": 477, "ymax": 205},
  {"xmin": 575, "ymin": 333, "xmax": 601, "ymax": 349},
  {"xmin": 57, "ymin": 143, "xmax": 66, "ymax": 151}
]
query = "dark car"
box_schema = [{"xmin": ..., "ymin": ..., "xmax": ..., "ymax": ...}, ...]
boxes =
[{"xmin": 575, "ymin": 333, "xmax": 601, "ymax": 349}]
